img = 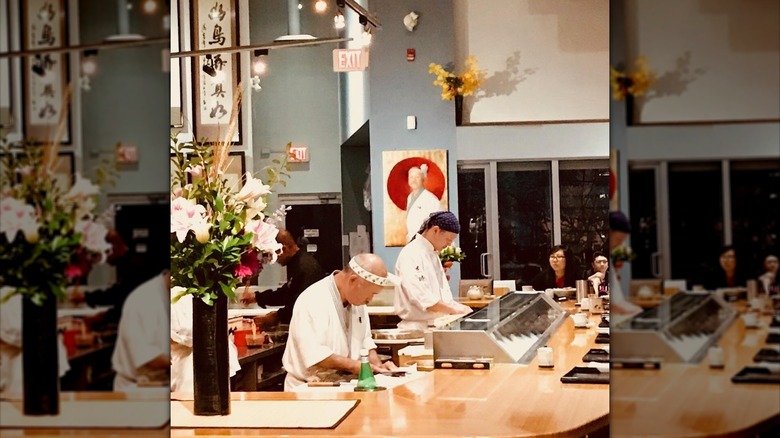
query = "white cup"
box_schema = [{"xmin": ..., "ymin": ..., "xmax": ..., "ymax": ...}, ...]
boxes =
[
  {"xmin": 708, "ymin": 346, "xmax": 724, "ymax": 368},
  {"xmin": 743, "ymin": 312, "xmax": 759, "ymax": 327},
  {"xmin": 522, "ymin": 285, "xmax": 534, "ymax": 292},
  {"xmin": 544, "ymin": 289, "xmax": 555, "ymax": 299},
  {"xmin": 423, "ymin": 330, "xmax": 433, "ymax": 350},
  {"xmin": 589, "ymin": 297, "xmax": 604, "ymax": 314},
  {"xmin": 580, "ymin": 297, "xmax": 591, "ymax": 311},
  {"xmin": 750, "ymin": 298, "xmax": 764, "ymax": 311},
  {"xmin": 537, "ymin": 346, "xmax": 554, "ymax": 367},
  {"xmin": 572, "ymin": 312, "xmax": 588, "ymax": 327}
]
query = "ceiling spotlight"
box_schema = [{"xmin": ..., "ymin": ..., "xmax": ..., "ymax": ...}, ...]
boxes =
[
  {"xmin": 334, "ymin": 12, "xmax": 345, "ymax": 29},
  {"xmin": 142, "ymin": 0, "xmax": 158, "ymax": 14},
  {"xmin": 81, "ymin": 50, "xmax": 98, "ymax": 76},
  {"xmin": 253, "ymin": 49, "xmax": 269, "ymax": 75},
  {"xmin": 314, "ymin": 0, "xmax": 327, "ymax": 13},
  {"xmin": 297, "ymin": 3, "xmax": 303, "ymax": 10},
  {"xmin": 360, "ymin": 27, "xmax": 372, "ymax": 47}
]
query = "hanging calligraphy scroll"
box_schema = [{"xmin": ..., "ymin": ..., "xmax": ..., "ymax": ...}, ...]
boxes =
[
  {"xmin": 0, "ymin": 0, "xmax": 14, "ymax": 132},
  {"xmin": 22, "ymin": 0, "xmax": 70, "ymax": 144},
  {"xmin": 191, "ymin": 0, "xmax": 241, "ymax": 144}
]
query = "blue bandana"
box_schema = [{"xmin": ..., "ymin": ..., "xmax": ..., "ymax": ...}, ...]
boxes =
[{"xmin": 419, "ymin": 211, "xmax": 460, "ymax": 234}]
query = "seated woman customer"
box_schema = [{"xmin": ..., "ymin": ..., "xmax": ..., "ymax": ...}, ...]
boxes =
[
  {"xmin": 530, "ymin": 245, "xmax": 580, "ymax": 291},
  {"xmin": 704, "ymin": 245, "xmax": 748, "ymax": 290}
]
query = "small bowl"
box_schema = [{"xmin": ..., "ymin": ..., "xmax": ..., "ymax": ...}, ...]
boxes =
[{"xmin": 75, "ymin": 333, "xmax": 95, "ymax": 348}]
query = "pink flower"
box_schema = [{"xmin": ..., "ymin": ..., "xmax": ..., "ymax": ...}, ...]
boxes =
[
  {"xmin": 75, "ymin": 220, "xmax": 111, "ymax": 256},
  {"xmin": 243, "ymin": 219, "xmax": 281, "ymax": 261},
  {"xmin": 236, "ymin": 173, "xmax": 271, "ymax": 202},
  {"xmin": 170, "ymin": 196, "xmax": 209, "ymax": 243},
  {"xmin": 64, "ymin": 264, "xmax": 83, "ymax": 280},
  {"xmin": 234, "ymin": 264, "xmax": 254, "ymax": 279},
  {"xmin": 0, "ymin": 197, "xmax": 37, "ymax": 242}
]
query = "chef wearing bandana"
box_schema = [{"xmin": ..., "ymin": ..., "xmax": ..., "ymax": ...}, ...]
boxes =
[
  {"xmin": 395, "ymin": 211, "xmax": 472, "ymax": 331},
  {"xmin": 282, "ymin": 253, "xmax": 400, "ymax": 391}
]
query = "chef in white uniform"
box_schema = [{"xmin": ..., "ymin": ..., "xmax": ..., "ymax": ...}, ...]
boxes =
[
  {"xmin": 0, "ymin": 289, "xmax": 70, "ymax": 397},
  {"xmin": 405, "ymin": 165, "xmax": 445, "ymax": 243},
  {"xmin": 282, "ymin": 253, "xmax": 399, "ymax": 391},
  {"xmin": 170, "ymin": 288, "xmax": 241, "ymax": 393},
  {"xmin": 395, "ymin": 211, "xmax": 472, "ymax": 330},
  {"xmin": 111, "ymin": 271, "xmax": 170, "ymax": 391}
]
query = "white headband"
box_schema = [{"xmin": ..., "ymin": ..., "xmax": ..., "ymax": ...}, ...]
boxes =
[{"xmin": 348, "ymin": 258, "xmax": 400, "ymax": 287}]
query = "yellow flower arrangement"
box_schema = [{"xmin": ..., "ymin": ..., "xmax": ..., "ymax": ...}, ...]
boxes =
[
  {"xmin": 610, "ymin": 56, "xmax": 656, "ymax": 100},
  {"xmin": 429, "ymin": 55, "xmax": 486, "ymax": 101}
]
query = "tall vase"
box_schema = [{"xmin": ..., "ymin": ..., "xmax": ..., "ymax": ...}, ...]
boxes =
[
  {"xmin": 625, "ymin": 94, "xmax": 635, "ymax": 126},
  {"xmin": 454, "ymin": 94, "xmax": 463, "ymax": 126},
  {"xmin": 192, "ymin": 291, "xmax": 230, "ymax": 416},
  {"xmin": 22, "ymin": 295, "xmax": 60, "ymax": 416}
]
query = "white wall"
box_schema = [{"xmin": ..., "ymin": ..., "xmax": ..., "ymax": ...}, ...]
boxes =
[
  {"xmin": 625, "ymin": 0, "xmax": 780, "ymax": 123},
  {"xmin": 454, "ymin": 0, "xmax": 610, "ymax": 124}
]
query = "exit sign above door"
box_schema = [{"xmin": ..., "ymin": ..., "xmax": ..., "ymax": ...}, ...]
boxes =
[{"xmin": 332, "ymin": 48, "xmax": 369, "ymax": 72}]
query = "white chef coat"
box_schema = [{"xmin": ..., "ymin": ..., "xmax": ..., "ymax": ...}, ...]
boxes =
[
  {"xmin": 394, "ymin": 235, "xmax": 456, "ymax": 330},
  {"xmin": 169, "ymin": 291, "xmax": 240, "ymax": 393},
  {"xmin": 405, "ymin": 189, "xmax": 443, "ymax": 242},
  {"xmin": 282, "ymin": 274, "xmax": 376, "ymax": 391},
  {"xmin": 111, "ymin": 273, "xmax": 169, "ymax": 392},
  {"xmin": 0, "ymin": 289, "xmax": 70, "ymax": 397}
]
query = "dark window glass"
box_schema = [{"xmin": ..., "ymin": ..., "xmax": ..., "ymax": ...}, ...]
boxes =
[
  {"xmin": 559, "ymin": 164, "xmax": 610, "ymax": 273},
  {"xmin": 730, "ymin": 160, "xmax": 780, "ymax": 278},
  {"xmin": 497, "ymin": 164, "xmax": 552, "ymax": 284},
  {"xmin": 668, "ymin": 162, "xmax": 723, "ymax": 283}
]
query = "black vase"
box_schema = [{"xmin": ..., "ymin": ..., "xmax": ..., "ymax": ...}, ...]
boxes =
[
  {"xmin": 625, "ymin": 94, "xmax": 635, "ymax": 126},
  {"xmin": 192, "ymin": 292, "xmax": 230, "ymax": 416},
  {"xmin": 22, "ymin": 295, "xmax": 60, "ymax": 416},
  {"xmin": 454, "ymin": 95, "xmax": 463, "ymax": 126}
]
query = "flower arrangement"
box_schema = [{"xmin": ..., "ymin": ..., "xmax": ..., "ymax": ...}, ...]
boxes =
[
  {"xmin": 439, "ymin": 245, "xmax": 465, "ymax": 266},
  {"xmin": 429, "ymin": 55, "xmax": 486, "ymax": 101},
  {"xmin": 0, "ymin": 137, "xmax": 117, "ymax": 305},
  {"xmin": 610, "ymin": 56, "xmax": 656, "ymax": 101},
  {"xmin": 170, "ymin": 131, "xmax": 290, "ymax": 305},
  {"xmin": 610, "ymin": 245, "xmax": 636, "ymax": 269}
]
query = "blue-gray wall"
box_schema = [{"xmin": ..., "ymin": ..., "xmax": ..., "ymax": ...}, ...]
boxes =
[
  {"xmin": 79, "ymin": 0, "xmax": 169, "ymax": 195},
  {"xmin": 249, "ymin": 0, "xmax": 342, "ymax": 194},
  {"xmin": 369, "ymin": 0, "xmax": 460, "ymax": 282}
]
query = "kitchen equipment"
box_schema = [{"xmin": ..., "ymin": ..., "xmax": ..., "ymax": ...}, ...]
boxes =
[
  {"xmin": 432, "ymin": 292, "xmax": 567, "ymax": 365},
  {"xmin": 611, "ymin": 292, "xmax": 737, "ymax": 364}
]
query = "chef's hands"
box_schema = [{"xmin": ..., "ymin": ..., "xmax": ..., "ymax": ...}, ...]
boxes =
[
  {"xmin": 370, "ymin": 361, "xmax": 400, "ymax": 374},
  {"xmin": 453, "ymin": 302, "xmax": 473, "ymax": 314},
  {"xmin": 239, "ymin": 289, "xmax": 255, "ymax": 306}
]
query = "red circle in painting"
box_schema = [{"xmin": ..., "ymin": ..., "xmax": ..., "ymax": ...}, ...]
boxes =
[{"xmin": 387, "ymin": 157, "xmax": 445, "ymax": 211}]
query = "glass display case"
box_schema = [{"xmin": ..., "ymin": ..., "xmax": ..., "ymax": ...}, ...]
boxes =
[
  {"xmin": 432, "ymin": 292, "xmax": 567, "ymax": 365},
  {"xmin": 612, "ymin": 292, "xmax": 737, "ymax": 363}
]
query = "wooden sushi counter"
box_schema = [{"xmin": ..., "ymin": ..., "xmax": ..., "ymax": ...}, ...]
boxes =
[
  {"xmin": 169, "ymin": 302, "xmax": 610, "ymax": 437},
  {"xmin": 611, "ymin": 298, "xmax": 780, "ymax": 436}
]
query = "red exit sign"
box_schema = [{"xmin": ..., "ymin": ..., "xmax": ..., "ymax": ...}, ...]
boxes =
[
  {"xmin": 332, "ymin": 48, "xmax": 369, "ymax": 72},
  {"xmin": 288, "ymin": 145, "xmax": 309, "ymax": 163}
]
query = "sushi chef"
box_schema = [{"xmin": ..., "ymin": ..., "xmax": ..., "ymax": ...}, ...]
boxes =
[
  {"xmin": 282, "ymin": 253, "xmax": 399, "ymax": 391},
  {"xmin": 395, "ymin": 211, "xmax": 472, "ymax": 331}
]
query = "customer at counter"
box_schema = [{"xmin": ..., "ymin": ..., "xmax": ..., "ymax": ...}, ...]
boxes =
[
  {"xmin": 282, "ymin": 254, "xmax": 399, "ymax": 391},
  {"xmin": 530, "ymin": 245, "xmax": 580, "ymax": 291},
  {"xmin": 394, "ymin": 211, "xmax": 472, "ymax": 331},
  {"xmin": 170, "ymin": 288, "xmax": 241, "ymax": 393},
  {"xmin": 700, "ymin": 245, "xmax": 748, "ymax": 290},
  {"xmin": 586, "ymin": 251, "xmax": 610, "ymax": 295},
  {"xmin": 758, "ymin": 254, "xmax": 779, "ymax": 295},
  {"xmin": 240, "ymin": 229, "xmax": 327, "ymax": 326},
  {"xmin": 111, "ymin": 270, "xmax": 170, "ymax": 391}
]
